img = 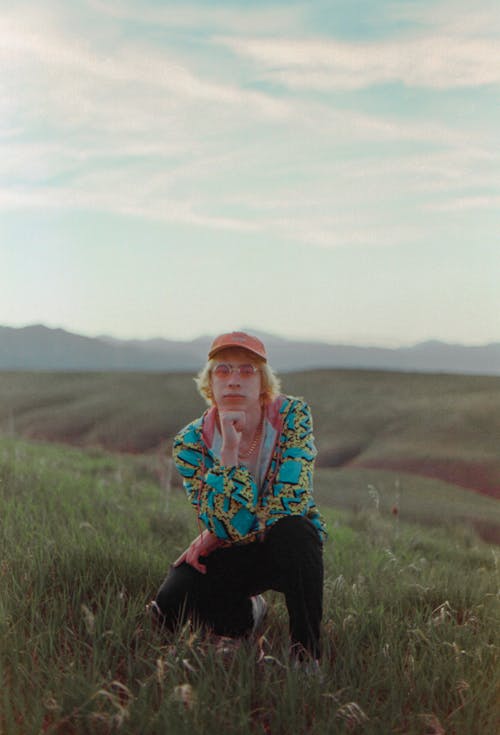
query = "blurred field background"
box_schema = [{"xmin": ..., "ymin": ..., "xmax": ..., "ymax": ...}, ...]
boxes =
[{"xmin": 1, "ymin": 369, "xmax": 499, "ymax": 542}]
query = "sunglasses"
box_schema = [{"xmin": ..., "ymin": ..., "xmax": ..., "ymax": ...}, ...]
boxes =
[{"xmin": 212, "ymin": 363, "xmax": 260, "ymax": 378}]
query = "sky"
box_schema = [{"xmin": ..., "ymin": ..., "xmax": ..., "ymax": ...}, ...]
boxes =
[{"xmin": 1, "ymin": 0, "xmax": 499, "ymax": 346}]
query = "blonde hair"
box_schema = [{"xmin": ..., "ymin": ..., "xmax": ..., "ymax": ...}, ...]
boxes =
[{"xmin": 195, "ymin": 353, "xmax": 281, "ymax": 406}]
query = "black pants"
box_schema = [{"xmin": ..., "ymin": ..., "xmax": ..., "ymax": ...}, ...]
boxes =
[{"xmin": 155, "ymin": 515, "xmax": 324, "ymax": 659}]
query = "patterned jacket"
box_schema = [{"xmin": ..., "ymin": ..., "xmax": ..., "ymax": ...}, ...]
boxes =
[{"xmin": 172, "ymin": 395, "xmax": 327, "ymax": 544}]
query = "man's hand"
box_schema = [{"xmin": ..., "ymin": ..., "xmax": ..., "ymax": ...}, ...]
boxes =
[
  {"xmin": 220, "ymin": 410, "xmax": 245, "ymax": 445},
  {"xmin": 219, "ymin": 410, "xmax": 245, "ymax": 465},
  {"xmin": 173, "ymin": 530, "xmax": 222, "ymax": 574}
]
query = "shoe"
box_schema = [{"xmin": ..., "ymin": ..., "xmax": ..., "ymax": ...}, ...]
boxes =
[
  {"xmin": 146, "ymin": 599, "xmax": 164, "ymax": 624},
  {"xmin": 290, "ymin": 644, "xmax": 323, "ymax": 679},
  {"xmin": 250, "ymin": 594, "xmax": 268, "ymax": 634}
]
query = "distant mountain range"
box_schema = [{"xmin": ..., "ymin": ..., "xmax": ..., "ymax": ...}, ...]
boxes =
[{"xmin": 1, "ymin": 324, "xmax": 499, "ymax": 375}]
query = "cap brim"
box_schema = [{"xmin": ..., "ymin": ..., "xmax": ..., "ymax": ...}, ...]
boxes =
[{"xmin": 208, "ymin": 344, "xmax": 266, "ymax": 361}]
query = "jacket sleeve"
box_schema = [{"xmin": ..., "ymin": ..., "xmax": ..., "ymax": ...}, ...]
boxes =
[
  {"xmin": 172, "ymin": 422, "xmax": 261, "ymax": 543},
  {"xmin": 264, "ymin": 398, "xmax": 327, "ymax": 541},
  {"xmin": 266, "ymin": 398, "xmax": 317, "ymax": 513}
]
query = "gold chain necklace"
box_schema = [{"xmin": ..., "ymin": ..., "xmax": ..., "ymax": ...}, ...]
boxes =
[{"xmin": 239, "ymin": 415, "xmax": 264, "ymax": 459}]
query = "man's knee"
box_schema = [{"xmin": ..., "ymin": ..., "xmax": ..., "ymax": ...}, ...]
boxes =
[
  {"xmin": 264, "ymin": 516, "xmax": 323, "ymax": 575},
  {"xmin": 267, "ymin": 515, "xmax": 320, "ymax": 547},
  {"xmin": 155, "ymin": 563, "xmax": 202, "ymax": 620}
]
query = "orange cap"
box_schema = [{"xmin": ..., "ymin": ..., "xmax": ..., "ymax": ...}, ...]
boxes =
[{"xmin": 208, "ymin": 331, "xmax": 267, "ymax": 361}]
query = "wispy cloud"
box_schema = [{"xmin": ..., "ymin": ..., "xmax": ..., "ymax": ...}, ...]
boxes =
[
  {"xmin": 336, "ymin": 147, "xmax": 500, "ymax": 195},
  {"xmin": 0, "ymin": 14, "xmax": 287, "ymax": 118},
  {"xmin": 0, "ymin": 173, "xmax": 262, "ymax": 233},
  {"xmin": 389, "ymin": 0, "xmax": 500, "ymax": 37},
  {"xmin": 88, "ymin": 0, "xmax": 307, "ymax": 34},
  {"xmin": 217, "ymin": 34, "xmax": 500, "ymax": 90},
  {"xmin": 1, "ymin": 1, "xmax": 498, "ymax": 253},
  {"xmin": 426, "ymin": 195, "xmax": 500, "ymax": 212}
]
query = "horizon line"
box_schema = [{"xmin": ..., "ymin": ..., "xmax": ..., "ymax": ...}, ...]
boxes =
[{"xmin": 1, "ymin": 322, "xmax": 498, "ymax": 350}]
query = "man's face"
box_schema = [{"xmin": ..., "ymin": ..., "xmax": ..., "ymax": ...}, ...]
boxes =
[{"xmin": 209, "ymin": 348, "xmax": 262, "ymax": 411}]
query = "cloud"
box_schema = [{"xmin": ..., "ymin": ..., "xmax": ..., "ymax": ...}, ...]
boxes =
[
  {"xmin": 388, "ymin": 0, "xmax": 500, "ymax": 37},
  {"xmin": 217, "ymin": 34, "xmax": 500, "ymax": 90},
  {"xmin": 0, "ymin": 12, "xmax": 288, "ymax": 128},
  {"xmin": 336, "ymin": 147, "xmax": 500, "ymax": 193},
  {"xmin": 1, "ymin": 1, "xmax": 498, "ymax": 254},
  {"xmin": 0, "ymin": 174, "xmax": 261, "ymax": 233},
  {"xmin": 426, "ymin": 195, "xmax": 500, "ymax": 212},
  {"xmin": 87, "ymin": 0, "xmax": 307, "ymax": 35},
  {"xmin": 266, "ymin": 217, "xmax": 408, "ymax": 249}
]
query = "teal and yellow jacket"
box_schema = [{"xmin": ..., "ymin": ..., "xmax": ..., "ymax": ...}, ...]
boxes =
[{"xmin": 173, "ymin": 395, "xmax": 327, "ymax": 544}]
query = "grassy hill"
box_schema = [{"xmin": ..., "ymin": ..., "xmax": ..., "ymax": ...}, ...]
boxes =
[
  {"xmin": 1, "ymin": 368, "xmax": 499, "ymax": 497},
  {"xmin": 1, "ymin": 436, "xmax": 499, "ymax": 734},
  {"xmin": 0, "ymin": 371, "xmax": 200, "ymax": 452},
  {"xmin": 284, "ymin": 370, "xmax": 500, "ymax": 497}
]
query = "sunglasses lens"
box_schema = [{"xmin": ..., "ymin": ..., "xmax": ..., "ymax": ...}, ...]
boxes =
[
  {"xmin": 213, "ymin": 363, "xmax": 231, "ymax": 377},
  {"xmin": 213, "ymin": 363, "xmax": 258, "ymax": 378}
]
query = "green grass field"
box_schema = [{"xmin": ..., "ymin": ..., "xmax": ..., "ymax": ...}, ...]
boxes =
[{"xmin": 1, "ymin": 436, "xmax": 499, "ymax": 734}]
